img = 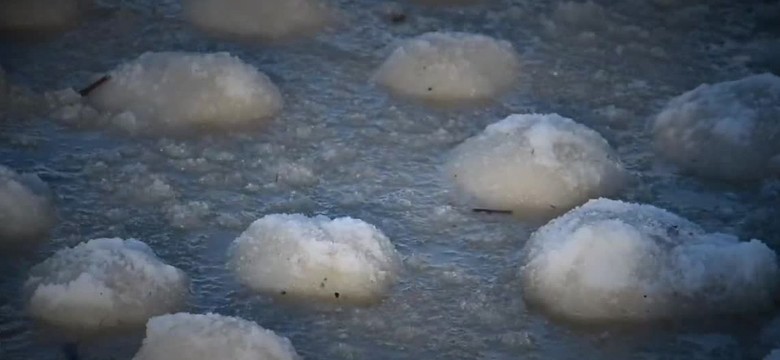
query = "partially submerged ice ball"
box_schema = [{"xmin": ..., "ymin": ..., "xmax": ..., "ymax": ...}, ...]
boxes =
[
  {"xmin": 373, "ymin": 32, "xmax": 520, "ymax": 104},
  {"xmin": 445, "ymin": 113, "xmax": 628, "ymax": 217},
  {"xmin": 183, "ymin": 0, "xmax": 333, "ymax": 41},
  {"xmin": 25, "ymin": 238, "xmax": 189, "ymax": 334},
  {"xmin": 86, "ymin": 51, "xmax": 283, "ymax": 133},
  {"xmin": 0, "ymin": 165, "xmax": 56, "ymax": 248},
  {"xmin": 0, "ymin": 0, "xmax": 87, "ymax": 33},
  {"xmin": 652, "ymin": 73, "xmax": 780, "ymax": 181},
  {"xmin": 133, "ymin": 313, "xmax": 300, "ymax": 360},
  {"xmin": 228, "ymin": 214, "xmax": 401, "ymax": 304},
  {"xmin": 520, "ymin": 198, "xmax": 779, "ymax": 322}
]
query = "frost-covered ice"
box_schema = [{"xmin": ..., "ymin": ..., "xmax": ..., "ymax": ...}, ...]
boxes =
[
  {"xmin": 133, "ymin": 313, "xmax": 299, "ymax": 360},
  {"xmin": 0, "ymin": 165, "xmax": 55, "ymax": 247},
  {"xmin": 0, "ymin": 0, "xmax": 85, "ymax": 33},
  {"xmin": 228, "ymin": 214, "xmax": 401, "ymax": 304},
  {"xmin": 25, "ymin": 238, "xmax": 189, "ymax": 333},
  {"xmin": 70, "ymin": 52, "xmax": 282, "ymax": 134},
  {"xmin": 520, "ymin": 198, "xmax": 779, "ymax": 322},
  {"xmin": 653, "ymin": 73, "xmax": 780, "ymax": 181},
  {"xmin": 183, "ymin": 0, "xmax": 332, "ymax": 41},
  {"xmin": 373, "ymin": 32, "xmax": 520, "ymax": 104},
  {"xmin": 445, "ymin": 114, "xmax": 628, "ymax": 217}
]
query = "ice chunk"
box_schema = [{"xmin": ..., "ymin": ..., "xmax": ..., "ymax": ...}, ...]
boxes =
[
  {"xmin": 520, "ymin": 198, "xmax": 778, "ymax": 322},
  {"xmin": 183, "ymin": 0, "xmax": 332, "ymax": 41},
  {"xmin": 372, "ymin": 32, "xmax": 520, "ymax": 104},
  {"xmin": 652, "ymin": 73, "xmax": 780, "ymax": 181},
  {"xmin": 0, "ymin": 165, "xmax": 56, "ymax": 248},
  {"xmin": 25, "ymin": 238, "xmax": 189, "ymax": 334},
  {"xmin": 445, "ymin": 113, "xmax": 628, "ymax": 217},
  {"xmin": 133, "ymin": 313, "xmax": 299, "ymax": 360},
  {"xmin": 228, "ymin": 214, "xmax": 401, "ymax": 304},
  {"xmin": 0, "ymin": 0, "xmax": 85, "ymax": 33},
  {"xmin": 86, "ymin": 52, "xmax": 282, "ymax": 133}
]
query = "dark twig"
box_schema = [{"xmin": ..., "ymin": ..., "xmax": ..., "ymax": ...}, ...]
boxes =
[
  {"xmin": 472, "ymin": 208, "xmax": 513, "ymax": 215},
  {"xmin": 78, "ymin": 75, "xmax": 111, "ymax": 97}
]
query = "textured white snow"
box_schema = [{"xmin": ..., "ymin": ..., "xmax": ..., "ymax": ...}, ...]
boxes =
[
  {"xmin": 520, "ymin": 198, "xmax": 779, "ymax": 322},
  {"xmin": 84, "ymin": 52, "xmax": 283, "ymax": 133},
  {"xmin": 133, "ymin": 313, "xmax": 299, "ymax": 360},
  {"xmin": 25, "ymin": 238, "xmax": 189, "ymax": 333},
  {"xmin": 766, "ymin": 349, "xmax": 780, "ymax": 360},
  {"xmin": 228, "ymin": 214, "xmax": 402, "ymax": 304},
  {"xmin": 653, "ymin": 73, "xmax": 780, "ymax": 181},
  {"xmin": 183, "ymin": 0, "xmax": 332, "ymax": 41},
  {"xmin": 445, "ymin": 113, "xmax": 628, "ymax": 217},
  {"xmin": 373, "ymin": 32, "xmax": 520, "ymax": 104},
  {"xmin": 0, "ymin": 165, "xmax": 56, "ymax": 247},
  {"xmin": 0, "ymin": 0, "xmax": 84, "ymax": 32}
]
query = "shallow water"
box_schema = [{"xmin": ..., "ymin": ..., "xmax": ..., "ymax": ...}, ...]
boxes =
[{"xmin": 1, "ymin": 0, "xmax": 780, "ymax": 359}]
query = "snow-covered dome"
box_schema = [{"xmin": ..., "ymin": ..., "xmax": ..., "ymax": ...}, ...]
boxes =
[
  {"xmin": 183, "ymin": 0, "xmax": 332, "ymax": 41},
  {"xmin": 25, "ymin": 238, "xmax": 189, "ymax": 334},
  {"xmin": 0, "ymin": 165, "xmax": 56, "ymax": 247},
  {"xmin": 86, "ymin": 51, "xmax": 283, "ymax": 134},
  {"xmin": 520, "ymin": 198, "xmax": 779, "ymax": 322},
  {"xmin": 228, "ymin": 214, "xmax": 402, "ymax": 304},
  {"xmin": 133, "ymin": 313, "xmax": 299, "ymax": 360},
  {"xmin": 373, "ymin": 32, "xmax": 520, "ymax": 104},
  {"xmin": 445, "ymin": 113, "xmax": 628, "ymax": 218},
  {"xmin": 652, "ymin": 73, "xmax": 780, "ymax": 181},
  {"xmin": 0, "ymin": 0, "xmax": 85, "ymax": 33}
]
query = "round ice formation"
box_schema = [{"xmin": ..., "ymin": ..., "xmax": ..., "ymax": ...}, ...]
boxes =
[
  {"xmin": 445, "ymin": 113, "xmax": 628, "ymax": 217},
  {"xmin": 25, "ymin": 238, "xmax": 189, "ymax": 333},
  {"xmin": 0, "ymin": 165, "xmax": 56, "ymax": 247},
  {"xmin": 520, "ymin": 198, "xmax": 779, "ymax": 322},
  {"xmin": 0, "ymin": 0, "xmax": 85, "ymax": 33},
  {"xmin": 183, "ymin": 0, "xmax": 332, "ymax": 41},
  {"xmin": 652, "ymin": 73, "xmax": 780, "ymax": 181},
  {"xmin": 373, "ymin": 32, "xmax": 520, "ymax": 104},
  {"xmin": 228, "ymin": 214, "xmax": 401, "ymax": 304},
  {"xmin": 87, "ymin": 51, "xmax": 282, "ymax": 132},
  {"xmin": 133, "ymin": 313, "xmax": 299, "ymax": 360}
]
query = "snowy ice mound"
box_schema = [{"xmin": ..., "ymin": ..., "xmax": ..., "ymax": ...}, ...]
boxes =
[
  {"xmin": 0, "ymin": 0, "xmax": 84, "ymax": 33},
  {"xmin": 25, "ymin": 238, "xmax": 189, "ymax": 333},
  {"xmin": 228, "ymin": 214, "xmax": 401, "ymax": 304},
  {"xmin": 0, "ymin": 165, "xmax": 55, "ymax": 247},
  {"xmin": 86, "ymin": 52, "xmax": 283, "ymax": 133},
  {"xmin": 183, "ymin": 0, "xmax": 332, "ymax": 41},
  {"xmin": 373, "ymin": 32, "xmax": 520, "ymax": 104},
  {"xmin": 445, "ymin": 114, "xmax": 628, "ymax": 217},
  {"xmin": 520, "ymin": 198, "xmax": 779, "ymax": 322},
  {"xmin": 653, "ymin": 73, "xmax": 780, "ymax": 181},
  {"xmin": 133, "ymin": 313, "xmax": 299, "ymax": 360}
]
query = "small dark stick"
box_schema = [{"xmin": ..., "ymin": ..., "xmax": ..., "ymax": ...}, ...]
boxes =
[
  {"xmin": 78, "ymin": 75, "xmax": 111, "ymax": 97},
  {"xmin": 472, "ymin": 208, "xmax": 513, "ymax": 215},
  {"xmin": 62, "ymin": 342, "xmax": 79, "ymax": 360}
]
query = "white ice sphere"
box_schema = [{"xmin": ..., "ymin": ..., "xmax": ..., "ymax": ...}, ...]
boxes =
[
  {"xmin": 0, "ymin": 165, "xmax": 55, "ymax": 246},
  {"xmin": 373, "ymin": 32, "xmax": 520, "ymax": 104},
  {"xmin": 520, "ymin": 198, "xmax": 779, "ymax": 322},
  {"xmin": 25, "ymin": 238, "xmax": 189, "ymax": 333},
  {"xmin": 183, "ymin": 0, "xmax": 332, "ymax": 41},
  {"xmin": 0, "ymin": 0, "xmax": 85, "ymax": 32},
  {"xmin": 652, "ymin": 73, "xmax": 780, "ymax": 181},
  {"xmin": 228, "ymin": 214, "xmax": 401, "ymax": 304},
  {"xmin": 445, "ymin": 113, "xmax": 628, "ymax": 217},
  {"xmin": 133, "ymin": 313, "xmax": 299, "ymax": 360},
  {"xmin": 87, "ymin": 52, "xmax": 283, "ymax": 132}
]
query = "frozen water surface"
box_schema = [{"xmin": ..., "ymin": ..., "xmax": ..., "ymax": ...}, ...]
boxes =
[{"xmin": 1, "ymin": 0, "xmax": 780, "ymax": 359}]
